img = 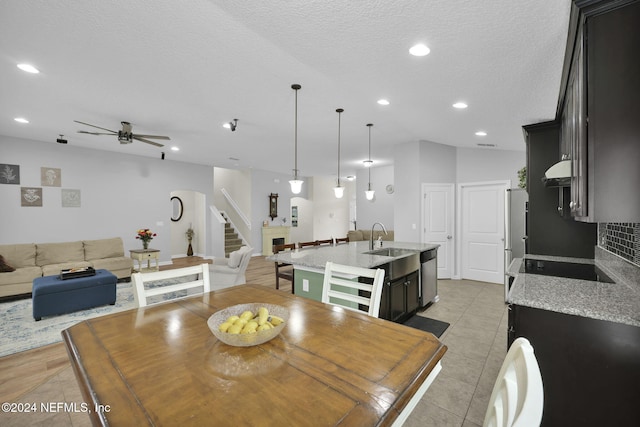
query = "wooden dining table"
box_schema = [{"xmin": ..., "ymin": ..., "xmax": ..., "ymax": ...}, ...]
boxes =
[{"xmin": 62, "ymin": 284, "xmax": 447, "ymax": 426}]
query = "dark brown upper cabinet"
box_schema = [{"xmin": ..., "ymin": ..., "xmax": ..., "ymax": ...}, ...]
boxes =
[{"xmin": 558, "ymin": 0, "xmax": 640, "ymax": 222}]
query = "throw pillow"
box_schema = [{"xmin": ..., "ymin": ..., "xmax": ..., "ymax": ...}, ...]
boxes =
[
  {"xmin": 0, "ymin": 255, "xmax": 16, "ymax": 272},
  {"xmin": 228, "ymin": 249, "xmax": 243, "ymax": 268}
]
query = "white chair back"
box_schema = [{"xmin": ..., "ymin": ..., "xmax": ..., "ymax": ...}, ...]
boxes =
[
  {"xmin": 132, "ymin": 263, "xmax": 211, "ymax": 307},
  {"xmin": 321, "ymin": 262, "xmax": 385, "ymax": 318},
  {"xmin": 483, "ymin": 337, "xmax": 544, "ymax": 427}
]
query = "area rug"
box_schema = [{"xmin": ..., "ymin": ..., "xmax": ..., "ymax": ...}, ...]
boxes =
[
  {"xmin": 402, "ymin": 315, "xmax": 450, "ymax": 338},
  {"xmin": 0, "ymin": 277, "xmax": 203, "ymax": 358}
]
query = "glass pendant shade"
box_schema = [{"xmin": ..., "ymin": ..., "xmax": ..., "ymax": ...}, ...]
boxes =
[
  {"xmin": 290, "ymin": 179, "xmax": 303, "ymax": 194},
  {"xmin": 334, "ymin": 185, "xmax": 344, "ymax": 198}
]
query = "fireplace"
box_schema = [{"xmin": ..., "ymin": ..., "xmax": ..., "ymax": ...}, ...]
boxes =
[{"xmin": 261, "ymin": 226, "xmax": 290, "ymax": 255}]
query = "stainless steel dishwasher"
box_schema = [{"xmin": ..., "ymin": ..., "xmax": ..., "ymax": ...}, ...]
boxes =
[{"xmin": 420, "ymin": 249, "xmax": 438, "ymax": 308}]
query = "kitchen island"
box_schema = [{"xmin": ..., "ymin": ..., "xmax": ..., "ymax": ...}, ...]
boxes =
[
  {"xmin": 506, "ymin": 247, "xmax": 640, "ymax": 426},
  {"xmin": 267, "ymin": 241, "xmax": 439, "ymax": 322}
]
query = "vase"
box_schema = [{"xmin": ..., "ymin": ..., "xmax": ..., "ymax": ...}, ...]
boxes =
[
  {"xmin": 187, "ymin": 238, "xmax": 193, "ymax": 256},
  {"xmin": 143, "ymin": 241, "xmax": 149, "ymax": 250}
]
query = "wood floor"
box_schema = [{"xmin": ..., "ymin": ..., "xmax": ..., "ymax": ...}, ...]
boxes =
[{"xmin": 0, "ymin": 255, "xmax": 287, "ymax": 406}]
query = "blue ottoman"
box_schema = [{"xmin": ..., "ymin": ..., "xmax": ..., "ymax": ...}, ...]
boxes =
[{"xmin": 32, "ymin": 269, "xmax": 117, "ymax": 321}]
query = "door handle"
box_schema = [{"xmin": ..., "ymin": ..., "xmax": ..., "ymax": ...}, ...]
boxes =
[{"xmin": 446, "ymin": 235, "xmax": 452, "ymax": 239}]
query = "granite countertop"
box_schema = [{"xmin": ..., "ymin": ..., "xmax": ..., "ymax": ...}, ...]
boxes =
[
  {"xmin": 507, "ymin": 249, "xmax": 640, "ymax": 328},
  {"xmin": 266, "ymin": 241, "xmax": 439, "ymax": 270}
]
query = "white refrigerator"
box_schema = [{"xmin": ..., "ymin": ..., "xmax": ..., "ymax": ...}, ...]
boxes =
[{"xmin": 504, "ymin": 188, "xmax": 528, "ymax": 301}]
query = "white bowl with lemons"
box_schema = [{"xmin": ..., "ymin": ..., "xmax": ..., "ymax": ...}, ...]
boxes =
[{"xmin": 207, "ymin": 303, "xmax": 289, "ymax": 347}]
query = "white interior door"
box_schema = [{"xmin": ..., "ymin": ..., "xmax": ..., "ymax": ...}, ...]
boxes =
[
  {"xmin": 422, "ymin": 183, "xmax": 454, "ymax": 279},
  {"xmin": 459, "ymin": 181, "xmax": 507, "ymax": 284}
]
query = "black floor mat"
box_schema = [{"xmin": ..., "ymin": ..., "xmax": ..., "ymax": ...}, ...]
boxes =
[{"xmin": 402, "ymin": 315, "xmax": 450, "ymax": 338}]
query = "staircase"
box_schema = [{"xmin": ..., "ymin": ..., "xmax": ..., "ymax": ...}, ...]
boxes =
[{"xmin": 222, "ymin": 213, "xmax": 243, "ymax": 256}]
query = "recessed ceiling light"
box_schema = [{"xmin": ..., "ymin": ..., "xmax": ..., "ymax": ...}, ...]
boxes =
[
  {"xmin": 346, "ymin": 175, "xmax": 356, "ymax": 181},
  {"xmin": 477, "ymin": 143, "xmax": 496, "ymax": 147},
  {"xmin": 363, "ymin": 159, "xmax": 373, "ymax": 167},
  {"xmin": 377, "ymin": 99, "xmax": 390, "ymax": 106},
  {"xmin": 17, "ymin": 64, "xmax": 39, "ymax": 74},
  {"xmin": 14, "ymin": 117, "xmax": 29, "ymax": 123},
  {"xmin": 475, "ymin": 131, "xmax": 487, "ymax": 136},
  {"xmin": 453, "ymin": 102, "xmax": 468, "ymax": 109},
  {"xmin": 171, "ymin": 146, "xmax": 180, "ymax": 152},
  {"xmin": 222, "ymin": 123, "xmax": 231, "ymax": 129},
  {"xmin": 409, "ymin": 44, "xmax": 430, "ymax": 57}
]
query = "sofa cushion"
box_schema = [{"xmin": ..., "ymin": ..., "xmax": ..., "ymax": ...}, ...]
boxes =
[
  {"xmin": 41, "ymin": 261, "xmax": 92, "ymax": 277},
  {"xmin": 0, "ymin": 255, "xmax": 16, "ymax": 272},
  {"xmin": 0, "ymin": 243, "xmax": 37, "ymax": 268},
  {"xmin": 228, "ymin": 248, "xmax": 243, "ymax": 268},
  {"xmin": 90, "ymin": 257, "xmax": 133, "ymax": 275},
  {"xmin": 36, "ymin": 241, "xmax": 85, "ymax": 266},
  {"xmin": 84, "ymin": 238, "xmax": 125, "ymax": 260},
  {"xmin": 0, "ymin": 266, "xmax": 42, "ymax": 286}
]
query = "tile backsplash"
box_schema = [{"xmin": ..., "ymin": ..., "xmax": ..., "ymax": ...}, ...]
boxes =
[{"xmin": 598, "ymin": 223, "xmax": 639, "ymax": 266}]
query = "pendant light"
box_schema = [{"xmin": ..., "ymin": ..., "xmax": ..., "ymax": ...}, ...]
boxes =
[
  {"xmin": 289, "ymin": 84, "xmax": 303, "ymax": 194},
  {"xmin": 334, "ymin": 108, "xmax": 345, "ymax": 198},
  {"xmin": 365, "ymin": 123, "xmax": 375, "ymax": 200}
]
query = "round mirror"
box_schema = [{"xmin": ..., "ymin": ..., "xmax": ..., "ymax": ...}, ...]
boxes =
[{"xmin": 171, "ymin": 196, "xmax": 183, "ymax": 222}]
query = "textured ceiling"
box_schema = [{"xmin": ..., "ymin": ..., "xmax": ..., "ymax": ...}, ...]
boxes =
[{"xmin": 0, "ymin": 0, "xmax": 571, "ymax": 178}]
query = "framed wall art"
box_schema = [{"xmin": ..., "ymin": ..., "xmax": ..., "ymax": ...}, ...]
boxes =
[
  {"xmin": 41, "ymin": 167, "xmax": 61, "ymax": 187},
  {"xmin": 62, "ymin": 189, "xmax": 81, "ymax": 207},
  {"xmin": 0, "ymin": 164, "xmax": 20, "ymax": 184},
  {"xmin": 21, "ymin": 187, "xmax": 42, "ymax": 207}
]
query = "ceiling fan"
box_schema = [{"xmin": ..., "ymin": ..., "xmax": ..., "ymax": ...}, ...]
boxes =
[{"xmin": 74, "ymin": 120, "xmax": 170, "ymax": 147}]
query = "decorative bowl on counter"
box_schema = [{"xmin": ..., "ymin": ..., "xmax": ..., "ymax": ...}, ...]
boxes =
[{"xmin": 207, "ymin": 303, "xmax": 289, "ymax": 347}]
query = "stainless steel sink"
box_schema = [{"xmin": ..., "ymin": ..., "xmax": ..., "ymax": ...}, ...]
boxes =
[
  {"xmin": 365, "ymin": 248, "xmax": 420, "ymax": 280},
  {"xmin": 365, "ymin": 248, "xmax": 416, "ymax": 257}
]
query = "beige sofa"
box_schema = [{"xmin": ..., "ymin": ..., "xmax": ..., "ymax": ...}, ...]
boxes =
[
  {"xmin": 347, "ymin": 229, "xmax": 395, "ymax": 242},
  {"xmin": 0, "ymin": 237, "xmax": 133, "ymax": 298}
]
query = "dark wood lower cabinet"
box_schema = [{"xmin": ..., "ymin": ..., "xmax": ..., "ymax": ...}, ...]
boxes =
[
  {"xmin": 379, "ymin": 271, "xmax": 419, "ymax": 323},
  {"xmin": 508, "ymin": 304, "xmax": 640, "ymax": 426}
]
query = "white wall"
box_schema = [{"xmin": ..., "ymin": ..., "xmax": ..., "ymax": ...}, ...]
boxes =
[
  {"xmin": 213, "ymin": 167, "xmax": 252, "ymax": 244},
  {"xmin": 250, "ymin": 169, "xmax": 309, "ymax": 254},
  {"xmin": 289, "ymin": 197, "xmax": 313, "ymax": 243},
  {"xmin": 456, "ymin": 147, "xmax": 524, "ymax": 186},
  {"xmin": 311, "ymin": 176, "xmax": 353, "ymax": 241},
  {"xmin": 356, "ymin": 165, "xmax": 394, "ymax": 231},
  {"xmin": 0, "ymin": 135, "xmax": 214, "ymax": 263}
]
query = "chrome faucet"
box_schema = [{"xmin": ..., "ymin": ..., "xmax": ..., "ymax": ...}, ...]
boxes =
[{"xmin": 370, "ymin": 222, "xmax": 388, "ymax": 250}]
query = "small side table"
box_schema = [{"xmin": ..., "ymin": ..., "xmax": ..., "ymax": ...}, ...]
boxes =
[{"xmin": 130, "ymin": 249, "xmax": 160, "ymax": 273}]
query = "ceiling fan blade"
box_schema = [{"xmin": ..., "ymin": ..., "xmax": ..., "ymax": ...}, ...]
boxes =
[
  {"xmin": 77, "ymin": 130, "xmax": 114, "ymax": 135},
  {"xmin": 133, "ymin": 134, "xmax": 171, "ymax": 140},
  {"xmin": 74, "ymin": 120, "xmax": 117, "ymax": 133},
  {"xmin": 133, "ymin": 136, "xmax": 164, "ymax": 147}
]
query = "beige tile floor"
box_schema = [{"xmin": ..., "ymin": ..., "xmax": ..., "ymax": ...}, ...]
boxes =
[
  {"xmin": 0, "ymin": 278, "xmax": 506, "ymax": 427},
  {"xmin": 406, "ymin": 279, "xmax": 508, "ymax": 427}
]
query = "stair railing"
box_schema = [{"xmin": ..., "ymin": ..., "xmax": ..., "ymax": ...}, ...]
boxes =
[{"xmin": 220, "ymin": 188, "xmax": 251, "ymax": 230}]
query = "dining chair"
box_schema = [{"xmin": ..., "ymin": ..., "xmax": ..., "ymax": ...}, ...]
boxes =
[
  {"xmin": 273, "ymin": 243, "xmax": 295, "ymax": 293},
  {"xmin": 335, "ymin": 237, "xmax": 349, "ymax": 244},
  {"xmin": 321, "ymin": 261, "xmax": 385, "ymax": 318},
  {"xmin": 298, "ymin": 241, "xmax": 318, "ymax": 249},
  {"xmin": 316, "ymin": 239, "xmax": 333, "ymax": 246},
  {"xmin": 483, "ymin": 337, "xmax": 544, "ymax": 427},
  {"xmin": 132, "ymin": 263, "xmax": 211, "ymax": 308}
]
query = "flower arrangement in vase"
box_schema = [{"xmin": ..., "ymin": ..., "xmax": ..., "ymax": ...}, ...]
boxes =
[{"xmin": 136, "ymin": 229, "xmax": 156, "ymax": 250}]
